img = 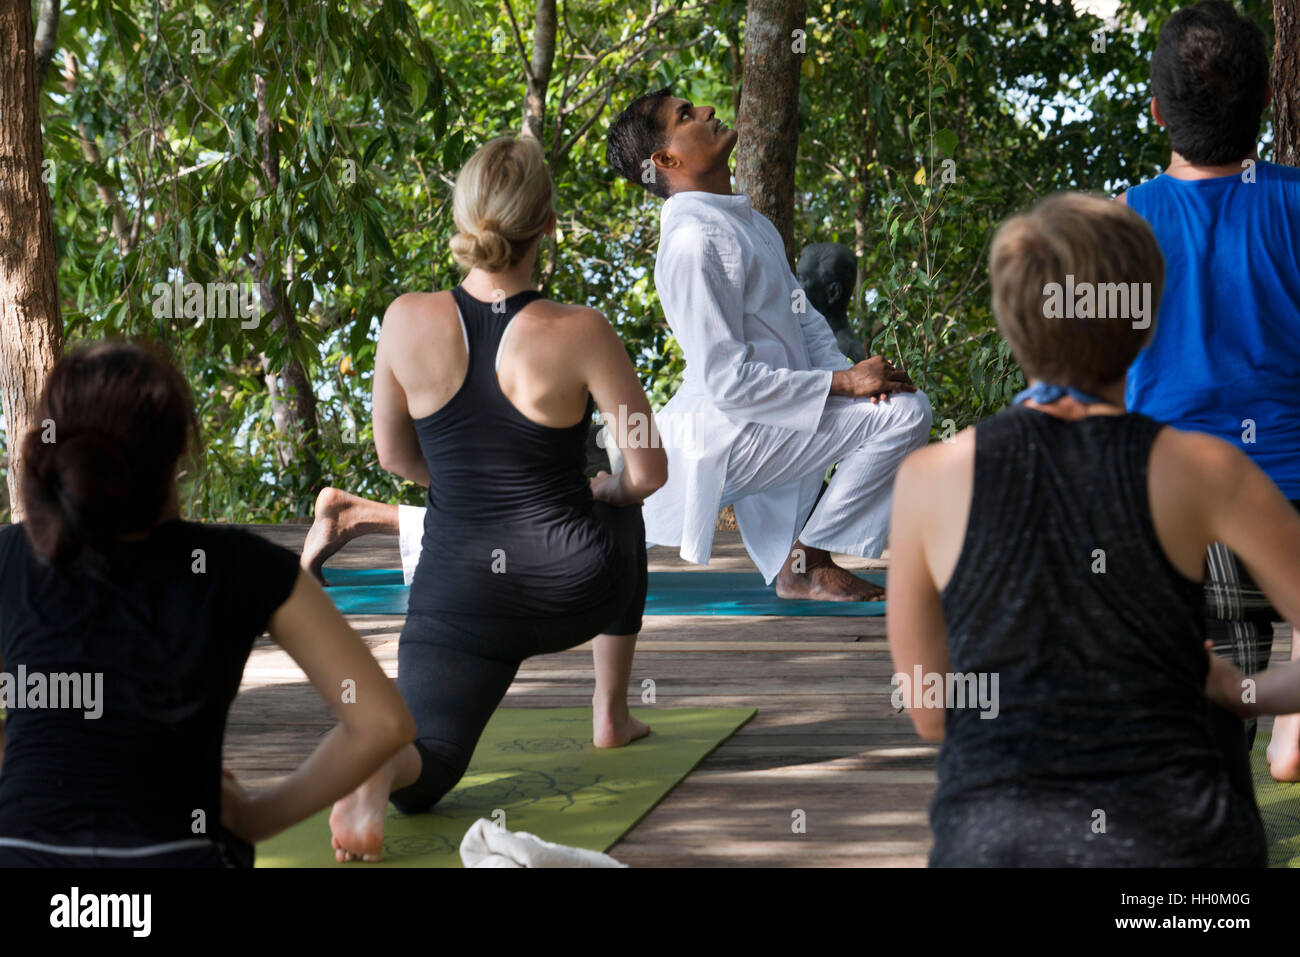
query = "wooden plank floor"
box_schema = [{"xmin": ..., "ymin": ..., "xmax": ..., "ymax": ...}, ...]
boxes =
[{"xmin": 224, "ymin": 524, "xmax": 1291, "ymax": 867}]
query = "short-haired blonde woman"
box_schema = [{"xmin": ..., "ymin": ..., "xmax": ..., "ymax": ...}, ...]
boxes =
[
  {"xmin": 328, "ymin": 136, "xmax": 667, "ymax": 862},
  {"xmin": 886, "ymin": 192, "xmax": 1300, "ymax": 866}
]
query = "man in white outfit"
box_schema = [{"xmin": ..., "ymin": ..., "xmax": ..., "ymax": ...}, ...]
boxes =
[
  {"xmin": 301, "ymin": 87, "xmax": 930, "ymax": 602},
  {"xmin": 604, "ymin": 87, "xmax": 931, "ymax": 601}
]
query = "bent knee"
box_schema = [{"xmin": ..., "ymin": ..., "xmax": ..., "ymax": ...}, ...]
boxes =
[
  {"xmin": 389, "ymin": 740, "xmax": 470, "ymax": 814},
  {"xmin": 893, "ymin": 389, "xmax": 933, "ymax": 441}
]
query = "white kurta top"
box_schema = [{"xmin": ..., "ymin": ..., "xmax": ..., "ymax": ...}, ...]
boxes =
[{"xmin": 642, "ymin": 190, "xmax": 854, "ymax": 582}]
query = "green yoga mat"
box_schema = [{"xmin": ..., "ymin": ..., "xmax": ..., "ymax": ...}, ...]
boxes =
[
  {"xmin": 1252, "ymin": 732, "xmax": 1300, "ymax": 868},
  {"xmin": 322, "ymin": 567, "xmax": 887, "ymax": 617},
  {"xmin": 256, "ymin": 706, "xmax": 754, "ymax": 868}
]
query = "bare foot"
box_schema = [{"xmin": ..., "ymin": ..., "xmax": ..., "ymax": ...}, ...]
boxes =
[
  {"xmin": 776, "ymin": 560, "xmax": 884, "ymax": 602},
  {"xmin": 302, "ymin": 487, "xmax": 402, "ymax": 583},
  {"xmin": 593, "ymin": 704, "xmax": 651, "ymax": 749},
  {"xmin": 1269, "ymin": 714, "xmax": 1300, "ymax": 782},
  {"xmin": 329, "ymin": 762, "xmax": 395, "ymax": 863},
  {"xmin": 302, "ymin": 487, "xmax": 354, "ymax": 583}
]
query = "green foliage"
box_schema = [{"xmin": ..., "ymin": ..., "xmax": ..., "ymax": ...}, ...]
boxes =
[
  {"xmin": 797, "ymin": 0, "xmax": 1276, "ymax": 431},
  {"xmin": 4, "ymin": 0, "xmax": 1281, "ymax": 521}
]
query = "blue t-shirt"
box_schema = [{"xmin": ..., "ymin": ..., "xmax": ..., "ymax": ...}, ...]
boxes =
[{"xmin": 1125, "ymin": 161, "xmax": 1300, "ymax": 497}]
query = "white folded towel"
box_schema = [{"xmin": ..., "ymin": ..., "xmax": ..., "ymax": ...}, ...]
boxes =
[{"xmin": 458, "ymin": 818, "xmax": 627, "ymax": 868}]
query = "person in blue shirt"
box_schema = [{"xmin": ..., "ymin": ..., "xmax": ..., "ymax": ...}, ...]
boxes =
[{"xmin": 1119, "ymin": 0, "xmax": 1300, "ymax": 782}]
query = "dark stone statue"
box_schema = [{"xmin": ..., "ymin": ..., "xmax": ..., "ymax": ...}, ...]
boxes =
[{"xmin": 797, "ymin": 242, "xmax": 867, "ymax": 363}]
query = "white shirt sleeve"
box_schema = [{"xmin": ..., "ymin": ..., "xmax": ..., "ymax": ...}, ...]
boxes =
[
  {"xmin": 657, "ymin": 221, "xmax": 833, "ymax": 434},
  {"xmin": 798, "ymin": 299, "xmax": 856, "ymax": 371}
]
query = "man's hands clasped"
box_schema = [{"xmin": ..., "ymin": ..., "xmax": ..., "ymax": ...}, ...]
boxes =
[{"xmin": 831, "ymin": 355, "xmax": 917, "ymax": 404}]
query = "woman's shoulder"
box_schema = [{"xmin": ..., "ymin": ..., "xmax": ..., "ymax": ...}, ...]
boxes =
[
  {"xmin": 381, "ymin": 290, "xmax": 458, "ymax": 334},
  {"xmin": 517, "ymin": 296, "xmax": 605, "ymax": 324},
  {"xmin": 175, "ymin": 522, "xmax": 302, "ymax": 631},
  {"xmin": 895, "ymin": 422, "xmax": 975, "ymax": 496},
  {"xmin": 165, "ymin": 520, "xmax": 299, "ymax": 578},
  {"xmin": 512, "ymin": 298, "xmax": 613, "ymax": 352}
]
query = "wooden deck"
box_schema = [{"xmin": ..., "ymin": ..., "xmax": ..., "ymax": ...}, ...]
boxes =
[{"xmin": 224, "ymin": 525, "xmax": 1290, "ymax": 867}]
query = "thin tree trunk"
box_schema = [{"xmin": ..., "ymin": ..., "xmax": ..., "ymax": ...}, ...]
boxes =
[
  {"xmin": 727, "ymin": 24, "xmax": 744, "ymax": 118},
  {"xmin": 734, "ymin": 0, "xmax": 807, "ymax": 267},
  {"xmin": 515, "ymin": 0, "xmax": 558, "ymax": 291},
  {"xmin": 852, "ymin": 83, "xmax": 876, "ymax": 305},
  {"xmin": 1275, "ymin": 0, "xmax": 1300, "ymax": 167},
  {"xmin": 521, "ymin": 0, "xmax": 556, "ymax": 142},
  {"xmin": 0, "ymin": 0, "xmax": 65, "ymax": 520},
  {"xmin": 33, "ymin": 0, "xmax": 60, "ymax": 87},
  {"xmin": 253, "ymin": 22, "xmax": 319, "ymax": 485}
]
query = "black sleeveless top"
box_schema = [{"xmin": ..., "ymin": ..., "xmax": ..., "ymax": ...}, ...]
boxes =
[
  {"xmin": 406, "ymin": 285, "xmax": 620, "ymax": 619},
  {"xmin": 930, "ymin": 406, "xmax": 1265, "ymax": 866}
]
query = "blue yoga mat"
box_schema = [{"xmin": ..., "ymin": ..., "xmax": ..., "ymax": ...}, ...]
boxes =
[{"xmin": 322, "ymin": 567, "xmax": 886, "ymax": 617}]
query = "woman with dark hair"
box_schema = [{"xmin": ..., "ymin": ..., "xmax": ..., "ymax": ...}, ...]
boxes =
[{"xmin": 0, "ymin": 341, "xmax": 415, "ymax": 867}]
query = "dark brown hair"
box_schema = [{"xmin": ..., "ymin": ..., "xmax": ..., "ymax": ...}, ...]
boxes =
[
  {"xmin": 606, "ymin": 86, "xmax": 675, "ymax": 199},
  {"xmin": 1151, "ymin": 0, "xmax": 1270, "ymax": 166},
  {"xmin": 21, "ymin": 341, "xmax": 199, "ymax": 564}
]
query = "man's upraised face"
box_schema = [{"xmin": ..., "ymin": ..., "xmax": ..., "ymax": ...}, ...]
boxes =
[{"xmin": 652, "ymin": 96, "xmax": 738, "ymax": 190}]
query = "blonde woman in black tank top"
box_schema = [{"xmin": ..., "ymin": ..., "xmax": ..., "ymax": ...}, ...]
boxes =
[{"xmin": 327, "ymin": 137, "xmax": 667, "ymax": 862}]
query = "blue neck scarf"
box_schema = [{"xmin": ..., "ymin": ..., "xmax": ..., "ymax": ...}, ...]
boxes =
[{"xmin": 1012, "ymin": 381, "xmax": 1111, "ymax": 407}]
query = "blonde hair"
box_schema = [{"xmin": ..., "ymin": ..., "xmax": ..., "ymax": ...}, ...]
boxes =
[
  {"xmin": 989, "ymin": 192, "xmax": 1164, "ymax": 392},
  {"xmin": 449, "ymin": 136, "xmax": 555, "ymax": 273}
]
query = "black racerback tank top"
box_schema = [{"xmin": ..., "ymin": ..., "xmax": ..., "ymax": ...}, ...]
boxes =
[
  {"xmin": 929, "ymin": 405, "xmax": 1264, "ymax": 866},
  {"xmin": 406, "ymin": 285, "xmax": 620, "ymax": 620}
]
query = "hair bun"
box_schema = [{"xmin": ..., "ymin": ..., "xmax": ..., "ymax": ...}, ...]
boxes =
[
  {"xmin": 450, "ymin": 227, "xmax": 514, "ymax": 273},
  {"xmin": 49, "ymin": 432, "xmax": 132, "ymax": 545}
]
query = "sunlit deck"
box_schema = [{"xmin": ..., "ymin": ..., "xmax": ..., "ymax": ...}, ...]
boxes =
[{"xmin": 224, "ymin": 525, "xmax": 1289, "ymax": 867}]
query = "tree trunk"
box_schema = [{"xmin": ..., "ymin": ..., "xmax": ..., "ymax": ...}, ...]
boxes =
[
  {"xmin": 33, "ymin": 0, "xmax": 60, "ymax": 87},
  {"xmin": 252, "ymin": 28, "xmax": 319, "ymax": 488},
  {"xmin": 734, "ymin": 0, "xmax": 807, "ymax": 268},
  {"xmin": 1275, "ymin": 0, "xmax": 1300, "ymax": 167},
  {"xmin": 852, "ymin": 81, "xmax": 876, "ymax": 308},
  {"xmin": 727, "ymin": 24, "xmax": 744, "ymax": 118},
  {"xmin": 520, "ymin": 0, "xmax": 557, "ymax": 142},
  {"xmin": 517, "ymin": 0, "xmax": 558, "ymax": 291},
  {"xmin": 0, "ymin": 0, "xmax": 65, "ymax": 520}
]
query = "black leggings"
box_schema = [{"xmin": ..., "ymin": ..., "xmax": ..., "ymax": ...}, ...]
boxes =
[
  {"xmin": 389, "ymin": 502, "xmax": 646, "ymax": 814},
  {"xmin": 0, "ymin": 834, "xmax": 251, "ymax": 868}
]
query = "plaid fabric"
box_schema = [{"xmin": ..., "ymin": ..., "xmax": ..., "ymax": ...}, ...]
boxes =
[{"xmin": 1204, "ymin": 541, "xmax": 1278, "ymax": 677}]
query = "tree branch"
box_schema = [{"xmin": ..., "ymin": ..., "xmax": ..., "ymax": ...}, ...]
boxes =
[{"xmin": 34, "ymin": 0, "xmax": 60, "ymax": 87}]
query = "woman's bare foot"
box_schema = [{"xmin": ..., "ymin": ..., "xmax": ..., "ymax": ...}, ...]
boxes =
[
  {"xmin": 301, "ymin": 487, "xmax": 400, "ymax": 583},
  {"xmin": 593, "ymin": 701, "xmax": 651, "ymax": 749},
  {"xmin": 329, "ymin": 761, "xmax": 396, "ymax": 863},
  {"xmin": 1268, "ymin": 714, "xmax": 1300, "ymax": 782}
]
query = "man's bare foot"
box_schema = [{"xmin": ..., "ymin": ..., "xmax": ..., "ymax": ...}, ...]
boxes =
[
  {"xmin": 1268, "ymin": 714, "xmax": 1300, "ymax": 782},
  {"xmin": 302, "ymin": 488, "xmax": 354, "ymax": 583},
  {"xmin": 329, "ymin": 762, "xmax": 395, "ymax": 863},
  {"xmin": 593, "ymin": 703, "xmax": 650, "ymax": 749},
  {"xmin": 301, "ymin": 487, "xmax": 400, "ymax": 583},
  {"xmin": 774, "ymin": 541, "xmax": 884, "ymax": 602}
]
